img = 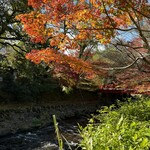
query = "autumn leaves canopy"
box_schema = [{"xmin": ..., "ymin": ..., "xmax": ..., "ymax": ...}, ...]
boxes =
[{"xmin": 16, "ymin": 0, "xmax": 150, "ymax": 89}]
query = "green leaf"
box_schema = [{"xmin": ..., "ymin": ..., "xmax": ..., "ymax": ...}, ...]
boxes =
[
  {"xmin": 140, "ymin": 138, "xmax": 148, "ymax": 148},
  {"xmin": 116, "ymin": 115, "xmax": 124, "ymax": 130},
  {"xmin": 130, "ymin": 122, "xmax": 136, "ymax": 127},
  {"xmin": 132, "ymin": 134, "xmax": 137, "ymax": 141}
]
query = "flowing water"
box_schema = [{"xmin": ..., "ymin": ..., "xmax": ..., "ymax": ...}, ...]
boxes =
[{"xmin": 0, "ymin": 116, "xmax": 88, "ymax": 150}]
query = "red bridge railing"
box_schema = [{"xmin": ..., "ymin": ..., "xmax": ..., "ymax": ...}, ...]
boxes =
[{"xmin": 99, "ymin": 86, "xmax": 150, "ymax": 95}]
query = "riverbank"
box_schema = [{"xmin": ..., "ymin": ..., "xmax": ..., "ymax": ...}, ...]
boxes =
[{"xmin": 0, "ymin": 89, "xmax": 100, "ymax": 137}]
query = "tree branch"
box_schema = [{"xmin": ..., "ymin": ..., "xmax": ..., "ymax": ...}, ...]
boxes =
[{"xmin": 95, "ymin": 54, "xmax": 150, "ymax": 71}]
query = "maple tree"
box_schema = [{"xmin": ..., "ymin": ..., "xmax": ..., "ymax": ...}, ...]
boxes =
[{"xmin": 16, "ymin": 0, "xmax": 150, "ymax": 91}]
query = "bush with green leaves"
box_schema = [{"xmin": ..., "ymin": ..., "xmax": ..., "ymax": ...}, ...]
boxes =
[{"xmin": 80, "ymin": 97, "xmax": 150, "ymax": 150}]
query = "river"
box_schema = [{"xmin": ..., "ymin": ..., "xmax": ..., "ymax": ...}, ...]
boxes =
[{"xmin": 0, "ymin": 116, "xmax": 89, "ymax": 150}]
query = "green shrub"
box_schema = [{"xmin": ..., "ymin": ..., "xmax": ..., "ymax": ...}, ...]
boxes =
[{"xmin": 80, "ymin": 97, "xmax": 150, "ymax": 150}]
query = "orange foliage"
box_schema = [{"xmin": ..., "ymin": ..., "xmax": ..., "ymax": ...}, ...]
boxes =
[
  {"xmin": 26, "ymin": 48, "xmax": 94, "ymax": 74},
  {"xmin": 16, "ymin": 0, "xmax": 149, "ymax": 87}
]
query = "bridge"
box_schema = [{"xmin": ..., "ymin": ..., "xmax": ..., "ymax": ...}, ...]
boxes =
[{"xmin": 99, "ymin": 85, "xmax": 150, "ymax": 95}]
